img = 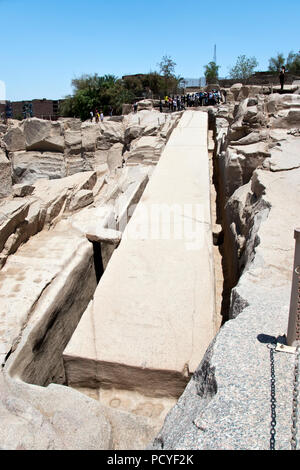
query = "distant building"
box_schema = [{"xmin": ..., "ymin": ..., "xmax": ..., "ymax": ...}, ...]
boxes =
[
  {"xmin": 0, "ymin": 98, "xmax": 64, "ymax": 120},
  {"xmin": 122, "ymin": 73, "xmax": 149, "ymax": 81}
]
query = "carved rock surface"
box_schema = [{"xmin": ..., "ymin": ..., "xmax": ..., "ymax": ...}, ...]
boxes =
[
  {"xmin": 0, "ymin": 150, "xmax": 12, "ymax": 199},
  {"xmin": 0, "ymin": 371, "xmax": 112, "ymax": 450},
  {"xmin": 150, "ymin": 93, "xmax": 300, "ymax": 450},
  {"xmin": 23, "ymin": 118, "xmax": 64, "ymax": 152},
  {"xmin": 11, "ymin": 150, "xmax": 66, "ymax": 184},
  {"xmin": 3, "ymin": 126, "xmax": 26, "ymax": 152}
]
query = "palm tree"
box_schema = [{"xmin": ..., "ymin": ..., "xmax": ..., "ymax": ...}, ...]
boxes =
[{"xmin": 204, "ymin": 62, "xmax": 220, "ymax": 84}]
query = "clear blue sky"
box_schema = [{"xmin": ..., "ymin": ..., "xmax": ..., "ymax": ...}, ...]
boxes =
[{"xmin": 1, "ymin": 0, "xmax": 299, "ymax": 101}]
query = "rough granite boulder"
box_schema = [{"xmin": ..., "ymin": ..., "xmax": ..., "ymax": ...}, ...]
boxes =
[
  {"xmin": 267, "ymin": 93, "xmax": 300, "ymax": 114},
  {"xmin": 124, "ymin": 125, "xmax": 143, "ymax": 143},
  {"xmin": 100, "ymin": 121, "xmax": 124, "ymax": 147},
  {"xmin": 11, "ymin": 150, "xmax": 66, "ymax": 184},
  {"xmin": 0, "ymin": 199, "xmax": 30, "ymax": 252},
  {"xmin": 2, "ymin": 126, "xmax": 26, "ymax": 152},
  {"xmin": 125, "ymin": 136, "xmax": 164, "ymax": 165},
  {"xmin": 0, "ymin": 370, "xmax": 112, "ymax": 450},
  {"xmin": 69, "ymin": 189, "xmax": 94, "ymax": 212},
  {"xmin": 0, "ymin": 150, "xmax": 12, "ymax": 199},
  {"xmin": 58, "ymin": 117, "xmax": 82, "ymax": 132},
  {"xmin": 0, "ymin": 123, "xmax": 8, "ymax": 135},
  {"xmin": 81, "ymin": 124, "xmax": 101, "ymax": 152},
  {"xmin": 23, "ymin": 118, "xmax": 64, "ymax": 152},
  {"xmin": 12, "ymin": 183, "xmax": 35, "ymax": 198},
  {"xmin": 230, "ymin": 83, "xmax": 243, "ymax": 101},
  {"xmin": 137, "ymin": 100, "xmax": 154, "ymax": 111},
  {"xmin": 107, "ymin": 143, "xmax": 124, "ymax": 173}
]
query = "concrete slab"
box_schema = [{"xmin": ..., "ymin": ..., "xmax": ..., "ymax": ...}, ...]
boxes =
[{"xmin": 64, "ymin": 111, "xmax": 215, "ymax": 398}]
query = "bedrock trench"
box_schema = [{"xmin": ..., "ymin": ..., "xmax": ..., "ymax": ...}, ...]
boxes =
[{"xmin": 4, "ymin": 110, "xmax": 235, "ymax": 449}]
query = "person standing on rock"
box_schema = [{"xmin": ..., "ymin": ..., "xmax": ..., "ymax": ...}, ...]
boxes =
[
  {"xmin": 100, "ymin": 111, "xmax": 104, "ymax": 122},
  {"xmin": 279, "ymin": 66, "xmax": 286, "ymax": 92},
  {"xmin": 90, "ymin": 110, "xmax": 94, "ymax": 122}
]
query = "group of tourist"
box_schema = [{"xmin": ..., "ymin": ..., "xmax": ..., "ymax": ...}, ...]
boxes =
[
  {"xmin": 90, "ymin": 89, "xmax": 225, "ymax": 121},
  {"xmin": 90, "ymin": 109, "xmax": 104, "ymax": 123},
  {"xmin": 161, "ymin": 90, "xmax": 226, "ymax": 112},
  {"xmin": 89, "ymin": 106, "xmax": 114, "ymax": 122},
  {"xmin": 186, "ymin": 90, "xmax": 225, "ymax": 107}
]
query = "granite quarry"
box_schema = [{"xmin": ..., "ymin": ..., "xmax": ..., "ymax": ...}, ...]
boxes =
[{"xmin": 0, "ymin": 87, "xmax": 300, "ymax": 450}]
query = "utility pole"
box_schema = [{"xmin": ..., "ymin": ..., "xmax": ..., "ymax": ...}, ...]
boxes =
[{"xmin": 213, "ymin": 44, "xmax": 217, "ymax": 64}]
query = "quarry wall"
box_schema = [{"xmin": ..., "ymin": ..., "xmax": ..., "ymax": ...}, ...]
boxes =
[{"xmin": 0, "ymin": 90, "xmax": 299, "ymax": 450}]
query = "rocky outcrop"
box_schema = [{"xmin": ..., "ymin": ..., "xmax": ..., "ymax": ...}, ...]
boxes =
[
  {"xmin": 12, "ymin": 183, "xmax": 35, "ymax": 198},
  {"xmin": 0, "ymin": 370, "xmax": 112, "ymax": 450},
  {"xmin": 0, "ymin": 110, "xmax": 180, "ymax": 191},
  {"xmin": 0, "ymin": 199, "xmax": 30, "ymax": 254},
  {"xmin": 150, "ymin": 92, "xmax": 300, "ymax": 450},
  {"xmin": 3, "ymin": 92, "xmax": 300, "ymax": 450},
  {"xmin": 0, "ymin": 149, "xmax": 12, "ymax": 199},
  {"xmin": 23, "ymin": 118, "xmax": 65, "ymax": 152},
  {"xmin": 7, "ymin": 91, "xmax": 299, "ymax": 450},
  {"xmin": 2, "ymin": 126, "xmax": 26, "ymax": 152},
  {"xmin": 0, "ymin": 171, "xmax": 161, "ymax": 450},
  {"xmin": 0, "ymin": 171, "xmax": 97, "ymax": 268},
  {"xmin": 68, "ymin": 189, "xmax": 94, "ymax": 211},
  {"xmin": 215, "ymin": 92, "xmax": 300, "ymax": 294},
  {"xmin": 0, "ymin": 104, "xmax": 182, "ymax": 450},
  {"xmin": 0, "ymin": 367, "xmax": 158, "ymax": 450},
  {"xmin": 11, "ymin": 150, "xmax": 66, "ymax": 184},
  {"xmin": 0, "ymin": 108, "xmax": 180, "ymax": 271}
]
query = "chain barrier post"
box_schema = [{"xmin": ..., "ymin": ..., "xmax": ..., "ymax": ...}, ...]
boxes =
[
  {"xmin": 269, "ymin": 343, "xmax": 277, "ymax": 450},
  {"xmin": 287, "ymin": 228, "xmax": 300, "ymax": 347},
  {"xmin": 285, "ymin": 228, "xmax": 300, "ymax": 450},
  {"xmin": 269, "ymin": 229, "xmax": 300, "ymax": 449}
]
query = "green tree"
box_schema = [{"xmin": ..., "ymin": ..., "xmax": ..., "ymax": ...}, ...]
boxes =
[
  {"xmin": 123, "ymin": 75, "xmax": 145, "ymax": 98},
  {"xmin": 108, "ymin": 81, "xmax": 135, "ymax": 113},
  {"xmin": 268, "ymin": 51, "xmax": 300, "ymax": 75},
  {"xmin": 158, "ymin": 55, "xmax": 176, "ymax": 78},
  {"xmin": 286, "ymin": 51, "xmax": 300, "ymax": 75},
  {"xmin": 268, "ymin": 52, "xmax": 286, "ymax": 72},
  {"xmin": 157, "ymin": 55, "xmax": 181, "ymax": 96},
  {"xmin": 229, "ymin": 55, "xmax": 258, "ymax": 80},
  {"xmin": 143, "ymin": 72, "xmax": 163, "ymax": 97},
  {"xmin": 204, "ymin": 61, "xmax": 220, "ymax": 84},
  {"xmin": 60, "ymin": 74, "xmax": 135, "ymax": 120}
]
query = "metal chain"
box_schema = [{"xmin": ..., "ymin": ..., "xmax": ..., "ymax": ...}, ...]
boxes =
[
  {"xmin": 291, "ymin": 266, "xmax": 300, "ymax": 450},
  {"xmin": 269, "ymin": 342, "xmax": 277, "ymax": 450},
  {"xmin": 268, "ymin": 266, "xmax": 300, "ymax": 451}
]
